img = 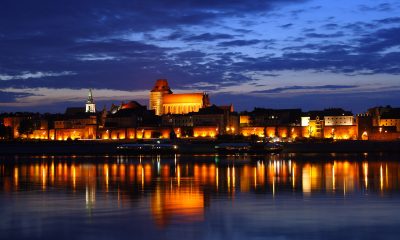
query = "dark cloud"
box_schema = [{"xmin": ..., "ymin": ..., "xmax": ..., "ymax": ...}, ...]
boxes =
[
  {"xmin": 251, "ymin": 85, "xmax": 358, "ymax": 94},
  {"xmin": 184, "ymin": 33, "xmax": 235, "ymax": 41},
  {"xmin": 218, "ymin": 39, "xmax": 262, "ymax": 47},
  {"xmin": 358, "ymin": 27, "xmax": 400, "ymax": 53},
  {"xmin": 305, "ymin": 31, "xmax": 344, "ymax": 38},
  {"xmin": 0, "ymin": 91, "xmax": 34, "ymax": 102},
  {"xmin": 323, "ymin": 23, "xmax": 339, "ymax": 30},
  {"xmin": 280, "ymin": 23, "xmax": 294, "ymax": 28},
  {"xmin": 359, "ymin": 3, "xmax": 393, "ymax": 12},
  {"xmin": 375, "ymin": 17, "xmax": 400, "ymax": 24}
]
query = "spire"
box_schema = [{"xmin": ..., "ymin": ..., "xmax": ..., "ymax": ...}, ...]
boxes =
[
  {"xmin": 87, "ymin": 89, "xmax": 94, "ymax": 104},
  {"xmin": 85, "ymin": 89, "xmax": 96, "ymax": 113}
]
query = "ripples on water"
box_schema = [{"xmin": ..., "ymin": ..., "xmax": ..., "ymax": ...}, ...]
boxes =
[{"xmin": 1, "ymin": 153, "xmax": 400, "ymax": 240}]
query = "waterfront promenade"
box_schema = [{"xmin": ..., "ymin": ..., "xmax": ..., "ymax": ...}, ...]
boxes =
[{"xmin": 1, "ymin": 140, "xmax": 399, "ymax": 155}]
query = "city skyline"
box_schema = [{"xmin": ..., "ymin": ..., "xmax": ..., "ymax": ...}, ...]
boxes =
[{"xmin": 1, "ymin": 0, "xmax": 400, "ymax": 113}]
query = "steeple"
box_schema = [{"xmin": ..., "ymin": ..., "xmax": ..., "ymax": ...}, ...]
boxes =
[
  {"xmin": 85, "ymin": 89, "xmax": 96, "ymax": 113},
  {"xmin": 87, "ymin": 89, "xmax": 94, "ymax": 104}
]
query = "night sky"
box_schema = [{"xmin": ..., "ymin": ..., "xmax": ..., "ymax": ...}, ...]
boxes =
[{"xmin": 1, "ymin": 0, "xmax": 399, "ymax": 113}]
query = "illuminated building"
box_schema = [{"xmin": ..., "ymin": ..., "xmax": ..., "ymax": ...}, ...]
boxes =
[
  {"xmin": 54, "ymin": 114, "xmax": 97, "ymax": 140},
  {"xmin": 149, "ymin": 79, "xmax": 172, "ymax": 115},
  {"xmin": 358, "ymin": 107, "xmax": 400, "ymax": 140},
  {"xmin": 161, "ymin": 105, "xmax": 238, "ymax": 137},
  {"xmin": 379, "ymin": 108, "xmax": 400, "ymax": 132},
  {"xmin": 192, "ymin": 105, "xmax": 239, "ymax": 136},
  {"xmin": 239, "ymin": 108, "xmax": 302, "ymax": 139},
  {"xmin": 301, "ymin": 108, "xmax": 357, "ymax": 139},
  {"xmin": 52, "ymin": 92, "xmax": 99, "ymax": 140},
  {"xmin": 85, "ymin": 89, "xmax": 96, "ymax": 113},
  {"xmin": 149, "ymin": 79, "xmax": 210, "ymax": 115},
  {"xmin": 102, "ymin": 101, "xmax": 160, "ymax": 140},
  {"xmin": 245, "ymin": 108, "xmax": 302, "ymax": 126}
]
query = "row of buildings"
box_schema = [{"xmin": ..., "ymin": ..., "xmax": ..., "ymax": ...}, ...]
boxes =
[{"xmin": 1, "ymin": 79, "xmax": 399, "ymax": 141}]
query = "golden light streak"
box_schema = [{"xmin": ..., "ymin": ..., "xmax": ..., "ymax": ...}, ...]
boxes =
[
  {"xmin": 14, "ymin": 167, "xmax": 18, "ymax": 188},
  {"xmin": 216, "ymin": 167, "xmax": 219, "ymax": 190},
  {"xmin": 177, "ymin": 165, "xmax": 181, "ymax": 188},
  {"xmin": 141, "ymin": 165, "xmax": 144, "ymax": 189},
  {"xmin": 232, "ymin": 166, "xmax": 236, "ymax": 189},
  {"xmin": 42, "ymin": 165, "xmax": 47, "ymax": 190},
  {"xmin": 71, "ymin": 165, "xmax": 76, "ymax": 190},
  {"xmin": 254, "ymin": 167, "xmax": 257, "ymax": 189},
  {"xmin": 363, "ymin": 162, "xmax": 368, "ymax": 188},
  {"xmin": 104, "ymin": 164, "xmax": 109, "ymax": 192},
  {"xmin": 50, "ymin": 162, "xmax": 55, "ymax": 184},
  {"xmin": 292, "ymin": 163, "xmax": 296, "ymax": 189},
  {"xmin": 332, "ymin": 163, "xmax": 335, "ymax": 191},
  {"xmin": 380, "ymin": 164, "xmax": 383, "ymax": 191},
  {"xmin": 227, "ymin": 167, "xmax": 230, "ymax": 190}
]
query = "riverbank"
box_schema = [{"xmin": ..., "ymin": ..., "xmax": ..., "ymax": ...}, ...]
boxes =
[{"xmin": 0, "ymin": 140, "xmax": 400, "ymax": 155}]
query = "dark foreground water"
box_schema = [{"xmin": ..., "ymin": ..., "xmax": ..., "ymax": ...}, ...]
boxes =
[{"xmin": 1, "ymin": 153, "xmax": 400, "ymax": 240}]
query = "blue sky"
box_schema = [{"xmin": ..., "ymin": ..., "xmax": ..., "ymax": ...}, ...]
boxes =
[{"xmin": 0, "ymin": 0, "xmax": 399, "ymax": 113}]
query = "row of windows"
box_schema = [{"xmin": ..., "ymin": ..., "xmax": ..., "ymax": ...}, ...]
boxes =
[{"xmin": 163, "ymin": 104, "xmax": 201, "ymax": 114}]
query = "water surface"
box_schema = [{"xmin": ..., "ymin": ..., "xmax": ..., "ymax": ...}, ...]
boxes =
[{"xmin": 1, "ymin": 153, "xmax": 400, "ymax": 240}]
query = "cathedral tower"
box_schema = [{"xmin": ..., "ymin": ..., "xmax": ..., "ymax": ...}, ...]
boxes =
[
  {"xmin": 149, "ymin": 79, "xmax": 172, "ymax": 115},
  {"xmin": 85, "ymin": 89, "xmax": 96, "ymax": 113}
]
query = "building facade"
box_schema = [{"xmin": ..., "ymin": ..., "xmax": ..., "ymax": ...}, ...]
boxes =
[{"xmin": 149, "ymin": 79, "xmax": 210, "ymax": 115}]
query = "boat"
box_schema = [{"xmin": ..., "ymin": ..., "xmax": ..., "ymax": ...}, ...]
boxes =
[
  {"xmin": 116, "ymin": 141, "xmax": 178, "ymax": 154},
  {"xmin": 215, "ymin": 142, "xmax": 283, "ymax": 154}
]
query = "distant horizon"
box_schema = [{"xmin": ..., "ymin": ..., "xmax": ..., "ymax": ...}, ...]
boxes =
[{"xmin": 0, "ymin": 86, "xmax": 398, "ymax": 115}]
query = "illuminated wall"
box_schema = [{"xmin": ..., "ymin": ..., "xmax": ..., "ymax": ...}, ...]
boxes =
[
  {"xmin": 240, "ymin": 127, "xmax": 264, "ymax": 137},
  {"xmin": 324, "ymin": 116, "xmax": 354, "ymax": 126},
  {"xmin": 3, "ymin": 117, "xmax": 21, "ymax": 138},
  {"xmin": 369, "ymin": 132, "xmax": 400, "ymax": 141},
  {"xmin": 302, "ymin": 119, "xmax": 324, "ymax": 138},
  {"xmin": 265, "ymin": 127, "xmax": 275, "ymax": 138},
  {"xmin": 29, "ymin": 130, "xmax": 48, "ymax": 139},
  {"xmin": 277, "ymin": 127, "xmax": 289, "ymax": 138},
  {"xmin": 163, "ymin": 103, "xmax": 202, "ymax": 115},
  {"xmin": 163, "ymin": 93, "xmax": 205, "ymax": 115},
  {"xmin": 379, "ymin": 119, "xmax": 400, "ymax": 132},
  {"xmin": 289, "ymin": 126, "xmax": 302, "ymax": 139},
  {"xmin": 301, "ymin": 116, "xmax": 310, "ymax": 127},
  {"xmin": 240, "ymin": 115, "xmax": 250, "ymax": 126},
  {"xmin": 161, "ymin": 128, "xmax": 181, "ymax": 138},
  {"xmin": 149, "ymin": 79, "xmax": 172, "ymax": 116},
  {"xmin": 136, "ymin": 129, "xmax": 154, "ymax": 139},
  {"xmin": 55, "ymin": 126, "xmax": 96, "ymax": 140},
  {"xmin": 149, "ymin": 91, "xmax": 164, "ymax": 116},
  {"xmin": 323, "ymin": 126, "xmax": 358, "ymax": 139},
  {"xmin": 240, "ymin": 126, "xmax": 302, "ymax": 139},
  {"xmin": 109, "ymin": 129, "xmax": 128, "ymax": 140},
  {"xmin": 193, "ymin": 126, "xmax": 218, "ymax": 138}
]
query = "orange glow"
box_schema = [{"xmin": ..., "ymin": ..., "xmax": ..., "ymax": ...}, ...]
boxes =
[
  {"xmin": 240, "ymin": 127, "xmax": 264, "ymax": 137},
  {"xmin": 71, "ymin": 165, "xmax": 76, "ymax": 189},
  {"xmin": 151, "ymin": 187, "xmax": 204, "ymax": 226},
  {"xmin": 363, "ymin": 162, "xmax": 368, "ymax": 188},
  {"xmin": 14, "ymin": 167, "xmax": 18, "ymax": 188},
  {"xmin": 193, "ymin": 127, "xmax": 218, "ymax": 138}
]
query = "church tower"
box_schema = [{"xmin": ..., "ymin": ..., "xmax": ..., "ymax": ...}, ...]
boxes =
[
  {"xmin": 149, "ymin": 79, "xmax": 172, "ymax": 115},
  {"xmin": 85, "ymin": 89, "xmax": 96, "ymax": 113}
]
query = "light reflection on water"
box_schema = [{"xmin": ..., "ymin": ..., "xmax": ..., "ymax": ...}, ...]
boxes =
[{"xmin": 1, "ymin": 153, "xmax": 400, "ymax": 239}]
